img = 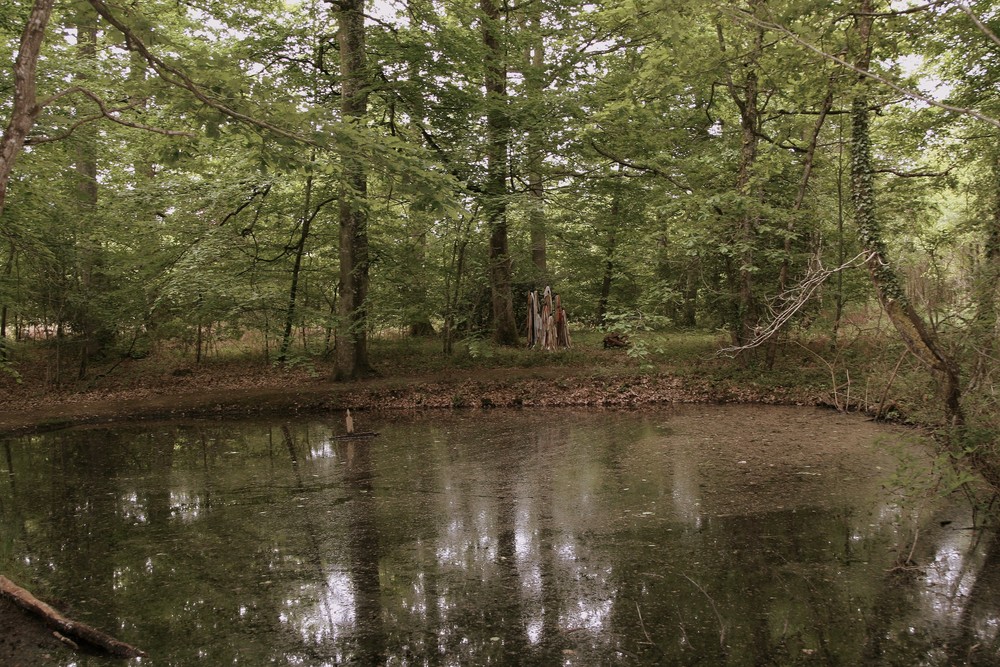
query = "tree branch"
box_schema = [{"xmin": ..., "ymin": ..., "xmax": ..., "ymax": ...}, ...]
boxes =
[
  {"xmin": 26, "ymin": 87, "xmax": 195, "ymax": 144},
  {"xmin": 957, "ymin": 2, "xmax": 1000, "ymax": 50},
  {"xmin": 86, "ymin": 0, "xmax": 320, "ymax": 146},
  {"xmin": 726, "ymin": 6, "xmax": 1000, "ymax": 130},
  {"xmin": 588, "ymin": 141, "xmax": 691, "ymax": 191}
]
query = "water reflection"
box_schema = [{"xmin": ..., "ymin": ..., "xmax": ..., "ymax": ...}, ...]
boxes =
[{"xmin": 0, "ymin": 406, "xmax": 997, "ymax": 665}]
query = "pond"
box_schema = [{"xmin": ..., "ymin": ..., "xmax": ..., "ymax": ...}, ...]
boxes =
[{"xmin": 0, "ymin": 405, "xmax": 997, "ymax": 665}]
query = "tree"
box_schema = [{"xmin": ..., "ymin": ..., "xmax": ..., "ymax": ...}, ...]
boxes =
[
  {"xmin": 332, "ymin": 0, "xmax": 373, "ymax": 378},
  {"xmin": 481, "ymin": 0, "xmax": 519, "ymax": 346},
  {"xmin": 0, "ymin": 0, "xmax": 55, "ymax": 217},
  {"xmin": 849, "ymin": 0, "xmax": 963, "ymax": 424}
]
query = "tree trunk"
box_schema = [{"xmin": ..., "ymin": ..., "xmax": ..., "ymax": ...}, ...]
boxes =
[
  {"xmin": 73, "ymin": 9, "xmax": 105, "ymax": 380},
  {"xmin": 524, "ymin": 6, "xmax": 547, "ymax": 283},
  {"xmin": 718, "ymin": 9, "xmax": 763, "ymax": 347},
  {"xmin": 850, "ymin": 0, "xmax": 963, "ymax": 425},
  {"xmin": 0, "ymin": 244, "xmax": 13, "ymax": 359},
  {"xmin": 280, "ymin": 173, "xmax": 314, "ymax": 362},
  {"xmin": 0, "ymin": 0, "xmax": 55, "ymax": 215},
  {"xmin": 970, "ymin": 152, "xmax": 1000, "ymax": 387},
  {"xmin": 596, "ymin": 219, "xmax": 617, "ymax": 325},
  {"xmin": 482, "ymin": 0, "xmax": 519, "ymax": 346},
  {"xmin": 334, "ymin": 0, "xmax": 372, "ymax": 378}
]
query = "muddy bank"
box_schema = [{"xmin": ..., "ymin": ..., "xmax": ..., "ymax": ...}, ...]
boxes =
[{"xmin": 0, "ymin": 367, "xmax": 815, "ymax": 437}]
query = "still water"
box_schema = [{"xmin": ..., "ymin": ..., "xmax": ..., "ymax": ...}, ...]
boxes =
[{"xmin": 0, "ymin": 405, "xmax": 997, "ymax": 665}]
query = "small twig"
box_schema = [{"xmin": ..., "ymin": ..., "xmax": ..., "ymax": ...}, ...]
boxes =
[
  {"xmin": 681, "ymin": 574, "xmax": 726, "ymax": 647},
  {"xmin": 635, "ymin": 601, "xmax": 653, "ymax": 645},
  {"xmin": 876, "ymin": 348, "xmax": 910, "ymax": 418}
]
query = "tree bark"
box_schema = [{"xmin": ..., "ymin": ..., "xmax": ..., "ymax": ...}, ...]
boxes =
[
  {"xmin": 280, "ymin": 173, "xmax": 315, "ymax": 362},
  {"xmin": 0, "ymin": 576, "xmax": 146, "ymax": 658},
  {"xmin": 596, "ymin": 196, "xmax": 620, "ymax": 325},
  {"xmin": 719, "ymin": 7, "xmax": 763, "ymax": 347},
  {"xmin": 73, "ymin": 8, "xmax": 106, "ymax": 379},
  {"xmin": 850, "ymin": 0, "xmax": 963, "ymax": 425},
  {"xmin": 0, "ymin": 244, "xmax": 13, "ymax": 359},
  {"xmin": 482, "ymin": 0, "xmax": 519, "ymax": 346},
  {"xmin": 524, "ymin": 5, "xmax": 547, "ymax": 283},
  {"xmin": 334, "ymin": 0, "xmax": 372, "ymax": 378},
  {"xmin": 0, "ymin": 0, "xmax": 55, "ymax": 216},
  {"xmin": 970, "ymin": 152, "xmax": 1000, "ymax": 387}
]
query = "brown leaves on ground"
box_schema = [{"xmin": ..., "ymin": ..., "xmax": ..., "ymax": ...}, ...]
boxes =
[{"xmin": 0, "ymin": 354, "xmax": 814, "ymax": 435}]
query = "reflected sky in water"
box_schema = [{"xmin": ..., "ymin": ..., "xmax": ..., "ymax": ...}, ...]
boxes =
[{"xmin": 0, "ymin": 405, "xmax": 997, "ymax": 665}]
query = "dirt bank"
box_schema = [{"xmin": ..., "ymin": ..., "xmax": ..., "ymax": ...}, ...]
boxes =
[{"xmin": 0, "ymin": 365, "xmax": 813, "ymax": 437}]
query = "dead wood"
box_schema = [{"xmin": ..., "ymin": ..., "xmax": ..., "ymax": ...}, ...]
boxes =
[
  {"xmin": 332, "ymin": 431, "xmax": 380, "ymax": 440},
  {"xmin": 0, "ymin": 575, "xmax": 147, "ymax": 659}
]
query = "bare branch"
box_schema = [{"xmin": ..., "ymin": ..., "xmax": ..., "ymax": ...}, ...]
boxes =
[
  {"xmin": 717, "ymin": 251, "xmax": 875, "ymax": 357},
  {"xmin": 872, "ymin": 164, "xmax": 957, "ymax": 178}
]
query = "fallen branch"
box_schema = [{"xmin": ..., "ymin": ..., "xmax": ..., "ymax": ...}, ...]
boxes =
[
  {"xmin": 718, "ymin": 251, "xmax": 874, "ymax": 357},
  {"xmin": 0, "ymin": 575, "xmax": 147, "ymax": 659}
]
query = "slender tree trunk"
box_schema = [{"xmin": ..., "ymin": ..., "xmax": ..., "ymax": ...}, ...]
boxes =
[
  {"xmin": 0, "ymin": 0, "xmax": 55, "ymax": 215},
  {"xmin": 850, "ymin": 0, "xmax": 963, "ymax": 425},
  {"xmin": 443, "ymin": 213, "xmax": 473, "ymax": 355},
  {"xmin": 970, "ymin": 152, "xmax": 1000, "ymax": 387},
  {"xmin": 482, "ymin": 0, "xmax": 519, "ymax": 346},
  {"xmin": 280, "ymin": 173, "xmax": 314, "ymax": 362},
  {"xmin": 407, "ymin": 230, "xmax": 435, "ymax": 336},
  {"xmin": 767, "ymin": 83, "xmax": 835, "ymax": 368},
  {"xmin": 596, "ymin": 197, "xmax": 619, "ymax": 324},
  {"xmin": 779, "ymin": 86, "xmax": 834, "ymax": 294},
  {"xmin": 74, "ymin": 10, "xmax": 103, "ymax": 380},
  {"xmin": 833, "ymin": 122, "xmax": 846, "ymax": 339},
  {"xmin": 0, "ymin": 244, "xmax": 13, "ymax": 360},
  {"xmin": 334, "ymin": 0, "xmax": 372, "ymax": 378},
  {"xmin": 596, "ymin": 233, "xmax": 616, "ymax": 325},
  {"xmin": 524, "ymin": 6, "xmax": 547, "ymax": 283}
]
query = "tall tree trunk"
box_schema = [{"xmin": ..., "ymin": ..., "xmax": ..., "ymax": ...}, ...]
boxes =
[
  {"xmin": 481, "ymin": 0, "xmax": 519, "ymax": 346},
  {"xmin": 73, "ymin": 9, "xmax": 104, "ymax": 379},
  {"xmin": 0, "ymin": 0, "xmax": 55, "ymax": 215},
  {"xmin": 334, "ymin": 0, "xmax": 372, "ymax": 378},
  {"xmin": 850, "ymin": 0, "xmax": 963, "ymax": 425},
  {"xmin": 767, "ymin": 83, "xmax": 835, "ymax": 368},
  {"xmin": 719, "ymin": 9, "xmax": 763, "ymax": 347},
  {"xmin": 0, "ymin": 244, "xmax": 13, "ymax": 360},
  {"xmin": 833, "ymin": 122, "xmax": 847, "ymax": 339},
  {"xmin": 778, "ymin": 85, "xmax": 834, "ymax": 294},
  {"xmin": 970, "ymin": 152, "xmax": 1000, "ymax": 387},
  {"xmin": 280, "ymin": 173, "xmax": 315, "ymax": 362},
  {"xmin": 407, "ymin": 230, "xmax": 436, "ymax": 336},
  {"xmin": 596, "ymin": 195, "xmax": 620, "ymax": 325},
  {"xmin": 524, "ymin": 6, "xmax": 547, "ymax": 283}
]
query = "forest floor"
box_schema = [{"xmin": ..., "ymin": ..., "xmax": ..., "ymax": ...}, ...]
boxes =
[{"xmin": 0, "ymin": 332, "xmax": 903, "ymax": 662}]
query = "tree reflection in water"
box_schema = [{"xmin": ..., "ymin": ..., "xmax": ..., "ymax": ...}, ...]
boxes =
[{"xmin": 0, "ymin": 406, "xmax": 997, "ymax": 665}]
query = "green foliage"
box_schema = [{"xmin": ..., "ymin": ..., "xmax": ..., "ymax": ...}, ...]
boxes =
[{"xmin": 2, "ymin": 0, "xmax": 1000, "ymax": 487}]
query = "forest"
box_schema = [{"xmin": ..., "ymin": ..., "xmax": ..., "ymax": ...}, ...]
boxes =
[{"xmin": 2, "ymin": 1, "xmax": 1000, "ymax": 481}]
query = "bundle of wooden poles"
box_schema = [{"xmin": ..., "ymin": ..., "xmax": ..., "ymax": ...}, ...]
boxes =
[{"xmin": 527, "ymin": 287, "xmax": 571, "ymax": 350}]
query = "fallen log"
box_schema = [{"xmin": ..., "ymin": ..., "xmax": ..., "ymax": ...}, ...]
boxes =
[
  {"xmin": 332, "ymin": 431, "xmax": 380, "ymax": 441},
  {"xmin": 0, "ymin": 575, "xmax": 147, "ymax": 659}
]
